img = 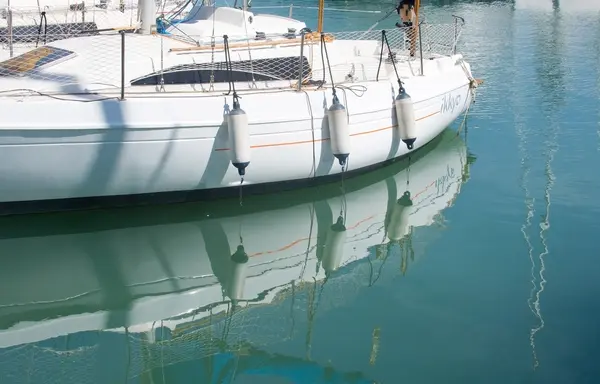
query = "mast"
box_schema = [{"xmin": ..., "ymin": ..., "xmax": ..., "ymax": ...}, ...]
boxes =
[
  {"xmin": 317, "ymin": 0, "xmax": 324, "ymax": 33},
  {"xmin": 138, "ymin": 0, "xmax": 156, "ymax": 34},
  {"xmin": 415, "ymin": 0, "xmax": 420, "ymax": 24},
  {"xmin": 410, "ymin": 0, "xmax": 421, "ymax": 57}
]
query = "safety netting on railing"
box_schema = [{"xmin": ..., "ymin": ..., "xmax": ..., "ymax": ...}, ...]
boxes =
[
  {"xmin": 333, "ymin": 21, "xmax": 463, "ymax": 58},
  {"xmin": 0, "ymin": 3, "xmax": 139, "ymax": 37},
  {"xmin": 0, "ymin": 0, "xmax": 189, "ymax": 50},
  {"xmin": 0, "ymin": 21, "xmax": 464, "ymax": 95}
]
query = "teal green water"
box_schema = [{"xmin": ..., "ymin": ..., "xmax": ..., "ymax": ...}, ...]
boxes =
[{"xmin": 2, "ymin": 1, "xmax": 600, "ymax": 383}]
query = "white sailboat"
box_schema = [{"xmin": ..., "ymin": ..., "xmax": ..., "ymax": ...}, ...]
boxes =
[
  {"xmin": 0, "ymin": 129, "xmax": 473, "ymax": 350},
  {"xmin": 0, "ymin": 0, "xmax": 479, "ymax": 215}
]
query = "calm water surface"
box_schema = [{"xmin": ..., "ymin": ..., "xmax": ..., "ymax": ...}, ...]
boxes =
[{"xmin": 1, "ymin": 0, "xmax": 600, "ymax": 383}]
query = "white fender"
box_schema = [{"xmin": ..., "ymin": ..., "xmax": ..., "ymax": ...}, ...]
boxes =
[
  {"xmin": 227, "ymin": 105, "xmax": 251, "ymax": 176},
  {"xmin": 386, "ymin": 191, "xmax": 414, "ymax": 241},
  {"xmin": 327, "ymin": 97, "xmax": 351, "ymax": 166},
  {"xmin": 322, "ymin": 215, "xmax": 347, "ymax": 274},
  {"xmin": 394, "ymin": 89, "xmax": 417, "ymax": 150},
  {"xmin": 227, "ymin": 245, "xmax": 249, "ymax": 302}
]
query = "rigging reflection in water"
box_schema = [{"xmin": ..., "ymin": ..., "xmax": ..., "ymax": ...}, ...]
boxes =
[
  {"xmin": 0, "ymin": 129, "xmax": 475, "ymax": 383},
  {"xmin": 597, "ymin": 13, "xmax": 600, "ymax": 152},
  {"xmin": 526, "ymin": 2, "xmax": 563, "ymax": 369}
]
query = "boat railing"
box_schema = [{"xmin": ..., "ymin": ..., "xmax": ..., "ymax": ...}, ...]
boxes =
[
  {"xmin": 0, "ymin": 1, "xmax": 169, "ymax": 59},
  {"xmin": 334, "ymin": 21, "xmax": 463, "ymax": 58},
  {"xmin": 0, "ymin": 20, "xmax": 464, "ymax": 98},
  {"xmin": 305, "ymin": 19, "xmax": 464, "ymax": 80}
]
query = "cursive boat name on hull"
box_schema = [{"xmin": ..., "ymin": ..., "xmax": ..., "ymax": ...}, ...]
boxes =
[
  {"xmin": 435, "ymin": 165, "xmax": 456, "ymax": 195},
  {"xmin": 440, "ymin": 93, "xmax": 462, "ymax": 115}
]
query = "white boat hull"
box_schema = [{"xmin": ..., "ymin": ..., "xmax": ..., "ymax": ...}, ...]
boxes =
[{"xmin": 0, "ymin": 76, "xmax": 472, "ymax": 210}]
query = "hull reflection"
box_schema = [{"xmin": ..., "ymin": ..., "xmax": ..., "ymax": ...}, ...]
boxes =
[{"xmin": 0, "ymin": 129, "xmax": 473, "ymax": 369}]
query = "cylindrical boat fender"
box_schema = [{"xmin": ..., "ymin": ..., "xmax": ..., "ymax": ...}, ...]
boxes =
[
  {"xmin": 322, "ymin": 215, "xmax": 347, "ymax": 275},
  {"xmin": 394, "ymin": 89, "xmax": 417, "ymax": 150},
  {"xmin": 386, "ymin": 191, "xmax": 414, "ymax": 242},
  {"xmin": 327, "ymin": 97, "xmax": 351, "ymax": 166},
  {"xmin": 227, "ymin": 103, "xmax": 251, "ymax": 176},
  {"xmin": 227, "ymin": 244, "xmax": 249, "ymax": 304}
]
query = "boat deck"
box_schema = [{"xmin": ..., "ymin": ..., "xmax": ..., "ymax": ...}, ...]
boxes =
[{"xmin": 0, "ymin": 23, "xmax": 463, "ymax": 97}]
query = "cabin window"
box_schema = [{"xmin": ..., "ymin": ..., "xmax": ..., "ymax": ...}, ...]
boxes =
[
  {"xmin": 0, "ymin": 46, "xmax": 76, "ymax": 77},
  {"xmin": 130, "ymin": 56, "xmax": 311, "ymax": 86}
]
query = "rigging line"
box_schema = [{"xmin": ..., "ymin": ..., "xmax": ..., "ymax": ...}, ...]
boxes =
[
  {"xmin": 318, "ymin": 34, "xmax": 327, "ymax": 90},
  {"xmin": 407, "ymin": 226, "xmax": 415, "ymax": 261},
  {"xmin": 367, "ymin": 250, "xmax": 376, "ymax": 286},
  {"xmin": 167, "ymin": 0, "xmax": 193, "ymax": 22},
  {"xmin": 509, "ymin": 20, "xmax": 539, "ymax": 370},
  {"xmin": 301, "ymin": 90, "xmax": 317, "ymax": 177},
  {"xmin": 517, "ymin": 117, "xmax": 537, "ymax": 316},
  {"xmin": 241, "ymin": 3, "xmax": 257, "ymax": 88},
  {"xmin": 129, "ymin": 0, "xmax": 135, "ymax": 28},
  {"xmin": 228, "ymin": 352, "xmax": 241, "ymax": 384},
  {"xmin": 359, "ymin": 5, "xmax": 398, "ymax": 39},
  {"xmin": 223, "ymin": 35, "xmax": 240, "ymax": 104},
  {"xmin": 124, "ymin": 327, "xmax": 131, "ymax": 384},
  {"xmin": 299, "ymin": 204, "xmax": 316, "ymax": 280},
  {"xmin": 339, "ymin": 156, "xmax": 349, "ymax": 226},
  {"xmin": 597, "ymin": 30, "xmax": 600, "ymax": 152},
  {"xmin": 251, "ymin": 6, "xmax": 382, "ymax": 14},
  {"xmin": 309, "ymin": 270, "xmax": 330, "ymax": 332},
  {"xmin": 35, "ymin": 11, "xmax": 47, "ymax": 48},
  {"xmin": 209, "ymin": 1, "xmax": 216, "ymax": 90},
  {"xmin": 305, "ymin": 278, "xmax": 317, "ymax": 360},
  {"xmin": 159, "ymin": 33, "xmax": 165, "ymax": 91},
  {"xmin": 407, "ymin": 155, "xmax": 411, "ymax": 187},
  {"xmin": 163, "ymin": 17, "xmax": 197, "ymax": 45},
  {"xmin": 529, "ymin": 6, "xmax": 562, "ymax": 360},
  {"xmin": 384, "ymin": 30, "xmax": 404, "ymax": 90},
  {"xmin": 0, "ymin": 88, "xmax": 121, "ymax": 102},
  {"xmin": 160, "ymin": 320, "xmax": 166, "ymax": 384},
  {"xmin": 376, "ymin": 31, "xmax": 385, "ymax": 82},
  {"xmin": 320, "ymin": 32, "xmax": 337, "ymax": 98},
  {"xmin": 455, "ymin": 91, "xmax": 472, "ymax": 137},
  {"xmin": 223, "ymin": 35, "xmax": 233, "ymax": 95},
  {"xmin": 181, "ymin": 0, "xmax": 206, "ymax": 24},
  {"xmin": 289, "ymin": 280, "xmax": 296, "ymax": 338},
  {"xmin": 370, "ymin": 242, "xmax": 392, "ymax": 287}
]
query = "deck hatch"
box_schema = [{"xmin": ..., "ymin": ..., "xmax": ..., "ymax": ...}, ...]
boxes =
[{"xmin": 130, "ymin": 56, "xmax": 311, "ymax": 86}]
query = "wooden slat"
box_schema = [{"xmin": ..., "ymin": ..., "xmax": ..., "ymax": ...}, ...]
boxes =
[{"xmin": 168, "ymin": 32, "xmax": 334, "ymax": 53}]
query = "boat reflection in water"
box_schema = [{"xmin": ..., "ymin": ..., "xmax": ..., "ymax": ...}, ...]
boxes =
[{"xmin": 0, "ymin": 129, "xmax": 475, "ymax": 383}]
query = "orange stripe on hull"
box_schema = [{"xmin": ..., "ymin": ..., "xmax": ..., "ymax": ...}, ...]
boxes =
[
  {"xmin": 245, "ymin": 175, "xmax": 444, "ymax": 258},
  {"xmin": 215, "ymin": 111, "xmax": 440, "ymax": 151}
]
